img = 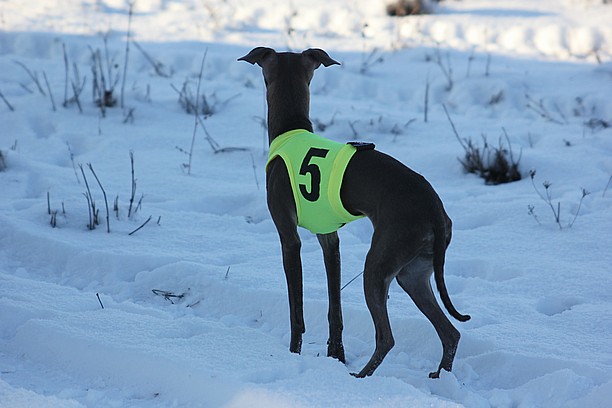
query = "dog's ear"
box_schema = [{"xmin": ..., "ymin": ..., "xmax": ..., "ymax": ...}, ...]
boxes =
[
  {"xmin": 302, "ymin": 48, "xmax": 340, "ymax": 69},
  {"xmin": 238, "ymin": 47, "xmax": 276, "ymax": 67}
]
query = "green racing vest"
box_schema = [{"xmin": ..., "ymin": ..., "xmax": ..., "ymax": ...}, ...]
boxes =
[{"xmin": 266, "ymin": 129, "xmax": 365, "ymax": 234}]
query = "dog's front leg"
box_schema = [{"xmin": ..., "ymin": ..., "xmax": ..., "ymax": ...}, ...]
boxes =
[
  {"xmin": 267, "ymin": 159, "xmax": 305, "ymax": 354},
  {"xmin": 317, "ymin": 232, "xmax": 346, "ymax": 363},
  {"xmin": 279, "ymin": 231, "xmax": 305, "ymax": 354}
]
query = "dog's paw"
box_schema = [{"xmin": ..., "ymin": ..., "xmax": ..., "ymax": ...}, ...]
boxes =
[
  {"xmin": 327, "ymin": 340, "xmax": 346, "ymax": 364},
  {"xmin": 289, "ymin": 335, "xmax": 303, "ymax": 354}
]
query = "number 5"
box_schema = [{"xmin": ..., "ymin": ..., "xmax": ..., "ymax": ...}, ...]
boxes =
[{"xmin": 299, "ymin": 147, "xmax": 329, "ymax": 202}]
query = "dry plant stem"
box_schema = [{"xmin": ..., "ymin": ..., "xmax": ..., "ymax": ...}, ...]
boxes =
[
  {"xmin": 63, "ymin": 43, "xmax": 69, "ymax": 106},
  {"xmin": 341, "ymin": 271, "xmax": 364, "ymax": 291},
  {"xmin": 442, "ymin": 104, "xmax": 467, "ymax": 150},
  {"xmin": 466, "ymin": 48, "xmax": 475, "ymax": 78},
  {"xmin": 151, "ymin": 288, "xmax": 185, "ymax": 303},
  {"xmin": 129, "ymin": 215, "xmax": 152, "ymax": 236},
  {"xmin": 568, "ymin": 189, "xmax": 590, "ymax": 228},
  {"xmin": 188, "ymin": 49, "xmax": 208, "ymax": 174},
  {"xmin": 14, "ymin": 60, "xmax": 46, "ymax": 96},
  {"xmin": 88, "ymin": 163, "xmax": 111, "ymax": 233},
  {"xmin": 123, "ymin": 107, "xmax": 135, "ymax": 124},
  {"xmin": 133, "ymin": 40, "xmax": 171, "ymax": 77},
  {"xmin": 97, "ymin": 57, "xmax": 107, "ymax": 116},
  {"xmin": 135, "ymin": 194, "xmax": 143, "ymax": 213},
  {"xmin": 502, "ymin": 127, "xmax": 522, "ymax": 165},
  {"xmin": 0, "ymin": 90, "xmax": 15, "ymax": 111},
  {"xmin": 424, "ymin": 71, "xmax": 430, "ymax": 123},
  {"xmin": 71, "ymin": 80, "xmax": 83, "ymax": 114},
  {"xmin": 530, "ymin": 172, "xmax": 562, "ymax": 229},
  {"xmin": 79, "ymin": 164, "xmax": 96, "ymax": 230},
  {"xmin": 360, "ymin": 48, "xmax": 384, "ymax": 74},
  {"xmin": 114, "ymin": 195, "xmax": 120, "ymax": 219},
  {"xmin": 348, "ymin": 120, "xmax": 359, "ymax": 138},
  {"xmin": 50, "ymin": 210, "xmax": 58, "ymax": 228},
  {"xmin": 43, "ymin": 71, "xmax": 56, "ymax": 111},
  {"xmin": 196, "ymin": 115, "xmax": 247, "ymax": 154},
  {"xmin": 83, "ymin": 192, "xmax": 93, "ymax": 229},
  {"xmin": 121, "ymin": 1, "xmax": 134, "ymax": 109},
  {"xmin": 128, "ymin": 151, "xmax": 136, "ymax": 218},
  {"xmin": 527, "ymin": 205, "xmax": 541, "ymax": 225},
  {"xmin": 96, "ymin": 293, "xmax": 105, "ymax": 309},
  {"xmin": 434, "ymin": 47, "xmax": 453, "ymax": 91},
  {"xmin": 525, "ymin": 93, "xmax": 565, "ymax": 125},
  {"xmin": 250, "ymin": 153, "xmax": 260, "ymax": 191},
  {"xmin": 604, "ymin": 175, "xmax": 612, "ymax": 197},
  {"xmin": 67, "ymin": 62, "xmax": 85, "ymax": 112}
]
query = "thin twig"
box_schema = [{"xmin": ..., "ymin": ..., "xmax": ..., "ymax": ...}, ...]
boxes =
[
  {"xmin": 568, "ymin": 189, "xmax": 590, "ymax": 228},
  {"xmin": 96, "ymin": 293, "xmax": 105, "ymax": 309},
  {"xmin": 442, "ymin": 104, "xmax": 467, "ymax": 150},
  {"xmin": 114, "ymin": 195, "xmax": 120, "ymax": 219},
  {"xmin": 83, "ymin": 192, "xmax": 93, "ymax": 229},
  {"xmin": 341, "ymin": 271, "xmax": 363, "ymax": 291},
  {"xmin": 433, "ymin": 47, "xmax": 453, "ymax": 91},
  {"xmin": 529, "ymin": 171, "xmax": 562, "ymax": 229},
  {"xmin": 13, "ymin": 60, "xmax": 46, "ymax": 96},
  {"xmin": 63, "ymin": 43, "xmax": 69, "ymax": 106},
  {"xmin": 79, "ymin": 164, "xmax": 96, "ymax": 230},
  {"xmin": 71, "ymin": 80, "xmax": 83, "ymax": 114},
  {"xmin": 43, "ymin": 71, "xmax": 56, "ymax": 111},
  {"xmin": 128, "ymin": 151, "xmax": 136, "ymax": 218},
  {"xmin": 525, "ymin": 93, "xmax": 565, "ymax": 125},
  {"xmin": 466, "ymin": 48, "xmax": 475, "ymax": 78},
  {"xmin": 133, "ymin": 40, "xmax": 171, "ymax": 77},
  {"xmin": 151, "ymin": 289, "xmax": 185, "ymax": 303},
  {"xmin": 604, "ymin": 174, "xmax": 612, "ymax": 198},
  {"xmin": 121, "ymin": 1, "xmax": 134, "ymax": 109},
  {"xmin": 88, "ymin": 163, "xmax": 110, "ymax": 233},
  {"xmin": 129, "ymin": 215, "xmax": 152, "ymax": 236},
  {"xmin": 250, "ymin": 153, "xmax": 260, "ymax": 191},
  {"xmin": 188, "ymin": 49, "xmax": 208, "ymax": 174},
  {"xmin": 66, "ymin": 142, "xmax": 80, "ymax": 184},
  {"xmin": 0, "ymin": 89, "xmax": 15, "ymax": 111},
  {"xmin": 424, "ymin": 71, "xmax": 430, "ymax": 123}
]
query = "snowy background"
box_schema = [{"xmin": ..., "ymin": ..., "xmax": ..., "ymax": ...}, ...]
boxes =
[{"xmin": 1, "ymin": 0, "xmax": 611, "ymax": 407}]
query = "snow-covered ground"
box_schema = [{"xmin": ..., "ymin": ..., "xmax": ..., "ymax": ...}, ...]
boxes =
[{"xmin": 1, "ymin": 0, "xmax": 611, "ymax": 406}]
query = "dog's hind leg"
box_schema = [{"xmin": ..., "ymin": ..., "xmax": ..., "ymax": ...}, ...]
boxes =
[
  {"xmin": 396, "ymin": 257, "xmax": 461, "ymax": 378},
  {"xmin": 317, "ymin": 232, "xmax": 346, "ymax": 363},
  {"xmin": 352, "ymin": 248, "xmax": 398, "ymax": 378}
]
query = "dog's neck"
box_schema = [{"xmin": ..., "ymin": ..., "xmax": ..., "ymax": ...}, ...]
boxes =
[{"xmin": 266, "ymin": 82, "xmax": 313, "ymax": 144}]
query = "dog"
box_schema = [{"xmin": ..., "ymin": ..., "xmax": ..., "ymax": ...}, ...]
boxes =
[{"xmin": 239, "ymin": 47, "xmax": 470, "ymax": 378}]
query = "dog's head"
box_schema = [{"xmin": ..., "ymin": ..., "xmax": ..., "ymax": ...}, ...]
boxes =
[{"xmin": 238, "ymin": 47, "xmax": 340, "ymax": 88}]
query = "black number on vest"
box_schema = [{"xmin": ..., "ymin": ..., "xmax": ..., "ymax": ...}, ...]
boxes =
[{"xmin": 299, "ymin": 147, "xmax": 329, "ymax": 202}]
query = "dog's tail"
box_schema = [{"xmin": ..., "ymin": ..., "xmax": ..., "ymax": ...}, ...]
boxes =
[{"xmin": 433, "ymin": 209, "xmax": 471, "ymax": 322}]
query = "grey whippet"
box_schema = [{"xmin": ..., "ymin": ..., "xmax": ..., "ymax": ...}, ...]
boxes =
[{"xmin": 239, "ymin": 47, "xmax": 470, "ymax": 378}]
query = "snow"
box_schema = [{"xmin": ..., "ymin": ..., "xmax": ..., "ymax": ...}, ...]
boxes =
[{"xmin": 1, "ymin": 0, "xmax": 611, "ymax": 406}]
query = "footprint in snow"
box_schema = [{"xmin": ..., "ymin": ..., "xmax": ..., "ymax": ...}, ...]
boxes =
[{"xmin": 535, "ymin": 295, "xmax": 583, "ymax": 316}]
